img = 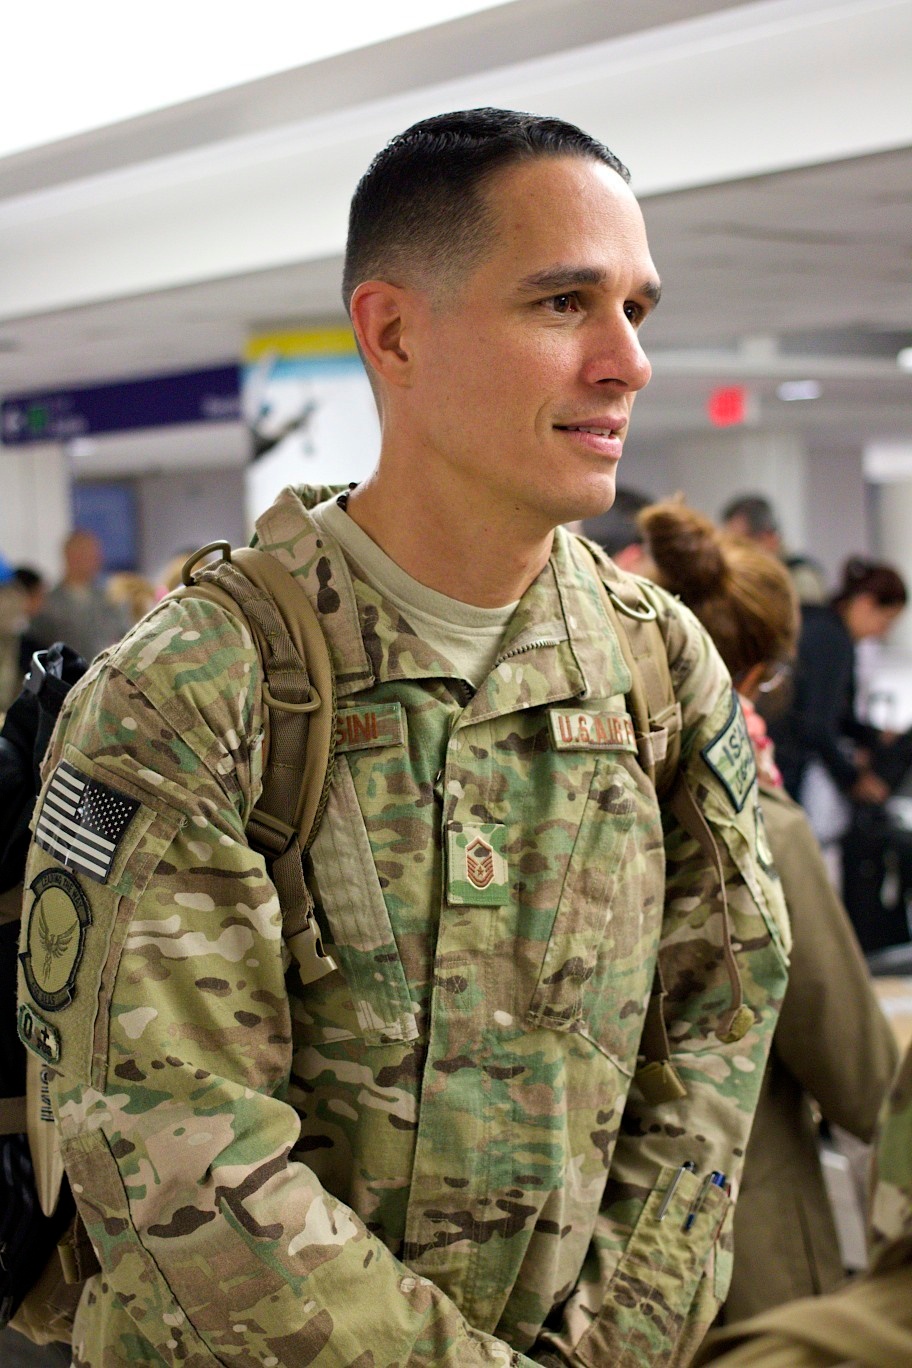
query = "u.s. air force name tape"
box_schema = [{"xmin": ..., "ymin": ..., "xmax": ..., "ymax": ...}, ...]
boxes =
[{"xmin": 549, "ymin": 707, "xmax": 637, "ymax": 752}]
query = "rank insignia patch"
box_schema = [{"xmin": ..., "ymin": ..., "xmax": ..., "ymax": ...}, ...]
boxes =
[
  {"xmin": 35, "ymin": 760, "xmax": 138, "ymax": 884},
  {"xmin": 447, "ymin": 823, "xmax": 510, "ymax": 906},
  {"xmin": 20, "ymin": 867, "xmax": 92, "ymax": 1013}
]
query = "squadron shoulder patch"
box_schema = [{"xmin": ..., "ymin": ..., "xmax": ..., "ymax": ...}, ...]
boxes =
[
  {"xmin": 701, "ymin": 695, "xmax": 758, "ymax": 812},
  {"xmin": 20, "ymin": 867, "xmax": 92, "ymax": 1013},
  {"xmin": 35, "ymin": 760, "xmax": 139, "ymax": 884}
]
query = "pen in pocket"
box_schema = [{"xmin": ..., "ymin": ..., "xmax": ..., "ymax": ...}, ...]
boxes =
[
  {"xmin": 656, "ymin": 1161, "xmax": 696, "ymax": 1222},
  {"xmin": 683, "ymin": 1170, "xmax": 726, "ymax": 1232}
]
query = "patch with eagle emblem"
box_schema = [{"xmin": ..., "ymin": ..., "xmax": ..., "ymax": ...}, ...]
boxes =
[{"xmin": 19, "ymin": 866, "xmax": 92, "ymax": 1013}]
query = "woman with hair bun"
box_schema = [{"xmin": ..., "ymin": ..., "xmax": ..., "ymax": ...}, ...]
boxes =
[{"xmin": 638, "ymin": 500, "xmax": 898, "ymax": 1323}]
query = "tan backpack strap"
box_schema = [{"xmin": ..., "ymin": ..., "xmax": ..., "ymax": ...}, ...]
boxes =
[
  {"xmin": 176, "ymin": 544, "xmax": 338, "ymax": 985},
  {"xmin": 581, "ymin": 545, "xmax": 682, "ymax": 798}
]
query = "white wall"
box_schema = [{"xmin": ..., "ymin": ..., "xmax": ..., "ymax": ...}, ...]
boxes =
[
  {"xmin": 0, "ymin": 443, "xmax": 71, "ymax": 579},
  {"xmin": 136, "ymin": 467, "xmax": 248, "ymax": 581},
  {"xmin": 803, "ymin": 444, "xmax": 870, "ymax": 588}
]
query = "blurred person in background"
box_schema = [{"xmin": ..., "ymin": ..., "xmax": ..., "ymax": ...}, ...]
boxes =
[
  {"xmin": 13, "ymin": 566, "xmax": 47, "ymax": 675},
  {"xmin": 720, "ymin": 493, "xmax": 827, "ymax": 606},
  {"xmin": 155, "ymin": 547, "xmax": 197, "ymax": 598},
  {"xmin": 105, "ymin": 571, "xmax": 156, "ymax": 626},
  {"xmin": 768, "ymin": 556, "xmax": 908, "ymax": 871},
  {"xmin": 30, "ymin": 529, "xmax": 131, "ymax": 664},
  {"xmin": 639, "ymin": 499, "xmax": 898, "ymax": 1321}
]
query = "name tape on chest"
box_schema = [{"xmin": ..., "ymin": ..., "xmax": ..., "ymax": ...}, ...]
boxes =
[
  {"xmin": 335, "ymin": 701, "xmax": 406, "ymax": 754},
  {"xmin": 34, "ymin": 760, "xmax": 139, "ymax": 884},
  {"xmin": 701, "ymin": 696, "xmax": 758, "ymax": 812},
  {"xmin": 549, "ymin": 707, "xmax": 637, "ymax": 753}
]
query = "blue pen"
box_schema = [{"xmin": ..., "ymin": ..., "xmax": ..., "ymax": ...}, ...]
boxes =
[{"xmin": 683, "ymin": 1170, "xmax": 726, "ymax": 1232}]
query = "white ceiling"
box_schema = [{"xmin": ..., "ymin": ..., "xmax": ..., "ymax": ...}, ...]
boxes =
[{"xmin": 0, "ymin": 0, "xmax": 910, "ymax": 471}]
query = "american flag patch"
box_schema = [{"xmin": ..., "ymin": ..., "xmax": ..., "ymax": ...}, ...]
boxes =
[{"xmin": 35, "ymin": 761, "xmax": 139, "ymax": 884}]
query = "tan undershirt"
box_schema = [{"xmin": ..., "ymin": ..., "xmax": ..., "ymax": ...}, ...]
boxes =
[{"xmin": 312, "ymin": 497, "xmax": 517, "ymax": 688}]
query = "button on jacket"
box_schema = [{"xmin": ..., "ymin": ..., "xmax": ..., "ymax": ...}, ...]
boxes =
[{"xmin": 18, "ymin": 486, "xmax": 789, "ymax": 1367}]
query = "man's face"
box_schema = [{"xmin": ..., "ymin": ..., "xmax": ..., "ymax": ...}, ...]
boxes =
[{"xmin": 404, "ymin": 155, "xmax": 659, "ymax": 533}]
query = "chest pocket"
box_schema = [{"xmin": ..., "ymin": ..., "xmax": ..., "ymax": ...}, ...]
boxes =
[
  {"xmin": 526, "ymin": 755, "xmax": 664, "ymax": 1069},
  {"xmin": 306, "ymin": 748, "xmax": 419, "ymax": 1048}
]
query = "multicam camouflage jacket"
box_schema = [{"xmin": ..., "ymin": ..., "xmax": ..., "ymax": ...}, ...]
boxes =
[
  {"xmin": 17, "ymin": 485, "xmax": 789, "ymax": 1367},
  {"xmin": 696, "ymin": 1040, "xmax": 912, "ymax": 1366}
]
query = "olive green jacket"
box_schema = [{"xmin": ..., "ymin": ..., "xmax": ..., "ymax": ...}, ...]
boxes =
[
  {"xmin": 725, "ymin": 785, "xmax": 898, "ymax": 1320},
  {"xmin": 18, "ymin": 487, "xmax": 789, "ymax": 1366},
  {"xmin": 697, "ymin": 1040, "xmax": 912, "ymax": 1367}
]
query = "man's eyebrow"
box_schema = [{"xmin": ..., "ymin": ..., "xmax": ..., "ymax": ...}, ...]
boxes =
[
  {"xmin": 642, "ymin": 279, "xmax": 662, "ymax": 307},
  {"xmin": 516, "ymin": 264, "xmax": 662, "ymax": 306},
  {"xmin": 516, "ymin": 265, "xmax": 605, "ymax": 294}
]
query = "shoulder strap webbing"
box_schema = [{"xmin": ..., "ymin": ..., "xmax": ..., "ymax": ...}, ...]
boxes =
[
  {"xmin": 581, "ymin": 545, "xmax": 752, "ymax": 1100},
  {"xmin": 174, "ymin": 544, "xmax": 338, "ymax": 985},
  {"xmin": 580, "ymin": 546, "xmax": 681, "ymax": 798}
]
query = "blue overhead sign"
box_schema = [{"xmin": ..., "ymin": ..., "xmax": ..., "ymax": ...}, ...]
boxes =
[{"xmin": 1, "ymin": 364, "xmax": 241, "ymax": 445}]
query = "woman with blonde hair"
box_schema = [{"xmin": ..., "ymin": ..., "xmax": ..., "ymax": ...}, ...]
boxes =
[{"xmin": 638, "ymin": 499, "xmax": 898, "ymax": 1322}]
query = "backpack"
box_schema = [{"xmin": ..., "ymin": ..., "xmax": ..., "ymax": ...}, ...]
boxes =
[
  {"xmin": 2, "ymin": 535, "xmax": 700, "ymax": 1344},
  {"xmin": 2, "ymin": 544, "xmax": 336, "ymax": 1343}
]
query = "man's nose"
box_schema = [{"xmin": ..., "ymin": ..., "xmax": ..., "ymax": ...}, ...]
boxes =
[{"xmin": 584, "ymin": 315, "xmax": 652, "ymax": 392}]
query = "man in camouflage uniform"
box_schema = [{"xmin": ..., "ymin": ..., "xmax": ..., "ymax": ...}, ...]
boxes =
[
  {"xmin": 696, "ymin": 1039, "xmax": 912, "ymax": 1366},
  {"xmin": 17, "ymin": 110, "xmax": 789, "ymax": 1365}
]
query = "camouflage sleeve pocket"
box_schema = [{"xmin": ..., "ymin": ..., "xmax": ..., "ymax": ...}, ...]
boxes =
[
  {"xmin": 573, "ymin": 1166, "xmax": 729, "ymax": 1365},
  {"xmin": 19, "ymin": 745, "xmax": 186, "ymax": 1091}
]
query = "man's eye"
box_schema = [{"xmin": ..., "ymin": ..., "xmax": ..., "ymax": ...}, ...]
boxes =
[
  {"xmin": 624, "ymin": 301, "xmax": 645, "ymax": 325},
  {"xmin": 547, "ymin": 294, "xmax": 579, "ymax": 314}
]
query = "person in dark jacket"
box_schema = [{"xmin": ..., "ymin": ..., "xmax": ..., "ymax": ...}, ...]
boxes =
[{"xmin": 769, "ymin": 557, "xmax": 907, "ymax": 813}]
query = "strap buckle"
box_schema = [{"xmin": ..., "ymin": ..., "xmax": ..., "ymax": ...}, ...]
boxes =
[
  {"xmin": 606, "ymin": 585, "xmax": 658, "ymax": 622},
  {"xmin": 181, "ymin": 541, "xmax": 233, "ymax": 586},
  {"xmin": 261, "ymin": 682, "xmax": 322, "ymax": 714}
]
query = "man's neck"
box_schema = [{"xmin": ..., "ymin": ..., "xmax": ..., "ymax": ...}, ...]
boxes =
[{"xmin": 345, "ymin": 466, "xmax": 553, "ymax": 609}]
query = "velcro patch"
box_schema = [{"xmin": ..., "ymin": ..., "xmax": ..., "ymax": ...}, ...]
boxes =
[
  {"xmin": 334, "ymin": 702, "xmax": 405, "ymax": 753},
  {"xmin": 447, "ymin": 823, "xmax": 509, "ymax": 906},
  {"xmin": 549, "ymin": 707, "xmax": 637, "ymax": 753},
  {"xmin": 701, "ymin": 696, "xmax": 757, "ymax": 812},
  {"xmin": 35, "ymin": 760, "xmax": 139, "ymax": 884},
  {"xmin": 18, "ymin": 1001, "xmax": 62, "ymax": 1065},
  {"xmin": 19, "ymin": 867, "xmax": 92, "ymax": 1014}
]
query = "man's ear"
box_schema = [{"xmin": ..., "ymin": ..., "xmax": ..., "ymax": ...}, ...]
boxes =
[{"xmin": 350, "ymin": 280, "xmax": 416, "ymax": 387}]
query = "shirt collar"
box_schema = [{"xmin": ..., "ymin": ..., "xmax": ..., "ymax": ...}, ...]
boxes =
[{"xmin": 253, "ymin": 489, "xmax": 632, "ymax": 711}]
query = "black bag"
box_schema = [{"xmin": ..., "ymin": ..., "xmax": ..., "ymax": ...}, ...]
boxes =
[{"xmin": 0, "ymin": 644, "xmax": 86, "ymax": 1328}]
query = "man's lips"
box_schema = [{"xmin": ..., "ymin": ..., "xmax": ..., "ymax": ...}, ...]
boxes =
[
  {"xmin": 554, "ymin": 419, "xmax": 627, "ymax": 455},
  {"xmin": 554, "ymin": 418, "xmax": 627, "ymax": 437}
]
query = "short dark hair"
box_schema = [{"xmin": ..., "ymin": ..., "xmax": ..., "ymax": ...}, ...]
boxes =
[
  {"xmin": 581, "ymin": 487, "xmax": 653, "ymax": 558},
  {"xmin": 342, "ymin": 108, "xmax": 629, "ymax": 311},
  {"xmin": 13, "ymin": 566, "xmax": 43, "ymax": 593},
  {"xmin": 720, "ymin": 494, "xmax": 779, "ymax": 538},
  {"xmin": 833, "ymin": 556, "xmax": 907, "ymax": 609}
]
